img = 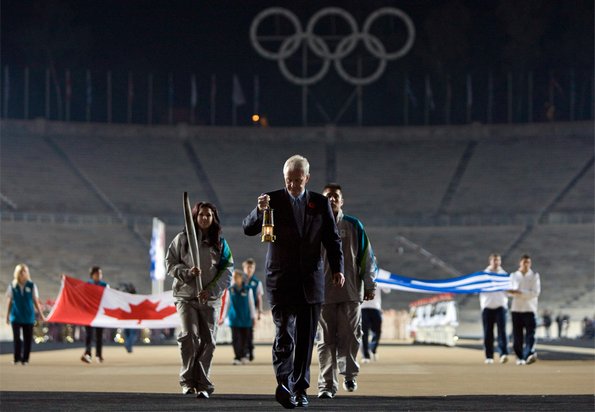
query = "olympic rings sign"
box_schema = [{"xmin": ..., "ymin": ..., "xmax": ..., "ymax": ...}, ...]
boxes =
[{"xmin": 250, "ymin": 7, "xmax": 415, "ymax": 86}]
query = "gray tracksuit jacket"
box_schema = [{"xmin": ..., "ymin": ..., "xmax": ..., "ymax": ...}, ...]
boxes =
[
  {"xmin": 322, "ymin": 210, "xmax": 377, "ymax": 304},
  {"xmin": 166, "ymin": 231, "xmax": 233, "ymax": 301}
]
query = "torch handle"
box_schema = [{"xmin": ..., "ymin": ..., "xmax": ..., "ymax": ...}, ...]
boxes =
[{"xmin": 183, "ymin": 192, "xmax": 202, "ymax": 296}]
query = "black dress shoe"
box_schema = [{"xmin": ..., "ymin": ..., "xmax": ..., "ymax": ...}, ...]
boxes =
[
  {"xmin": 295, "ymin": 392, "xmax": 309, "ymax": 408},
  {"xmin": 275, "ymin": 384, "xmax": 297, "ymax": 409}
]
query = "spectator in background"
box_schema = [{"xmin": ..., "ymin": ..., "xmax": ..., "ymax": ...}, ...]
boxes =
[
  {"xmin": 556, "ymin": 313, "xmax": 564, "ymax": 338},
  {"xmin": 5, "ymin": 263, "xmax": 46, "ymax": 365},
  {"xmin": 479, "ymin": 253, "xmax": 509, "ymax": 364},
  {"xmin": 243, "ymin": 258, "xmax": 264, "ymax": 362},
  {"xmin": 167, "ymin": 201, "xmax": 233, "ymax": 398},
  {"xmin": 225, "ymin": 269, "xmax": 256, "ymax": 365},
  {"xmin": 581, "ymin": 317, "xmax": 594, "ymax": 339},
  {"xmin": 317, "ymin": 183, "xmax": 377, "ymax": 399},
  {"xmin": 81, "ymin": 266, "xmax": 109, "ymax": 364},
  {"xmin": 541, "ymin": 309, "xmax": 552, "ymax": 339},
  {"xmin": 508, "ymin": 254, "xmax": 541, "ymax": 365},
  {"xmin": 562, "ymin": 314, "xmax": 570, "ymax": 337}
]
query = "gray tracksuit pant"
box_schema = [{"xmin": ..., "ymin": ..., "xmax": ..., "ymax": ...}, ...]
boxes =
[
  {"xmin": 176, "ymin": 299, "xmax": 220, "ymax": 392},
  {"xmin": 317, "ymin": 301, "xmax": 361, "ymax": 393}
]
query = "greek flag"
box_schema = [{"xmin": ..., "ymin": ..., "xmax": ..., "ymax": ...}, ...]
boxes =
[{"xmin": 375, "ymin": 268, "xmax": 510, "ymax": 294}]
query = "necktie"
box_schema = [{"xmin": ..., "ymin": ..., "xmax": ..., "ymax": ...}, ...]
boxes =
[{"xmin": 293, "ymin": 197, "xmax": 304, "ymax": 236}]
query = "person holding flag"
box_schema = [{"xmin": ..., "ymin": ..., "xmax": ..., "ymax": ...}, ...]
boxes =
[
  {"xmin": 166, "ymin": 201, "xmax": 233, "ymax": 398},
  {"xmin": 479, "ymin": 253, "xmax": 509, "ymax": 364},
  {"xmin": 508, "ymin": 254, "xmax": 541, "ymax": 365},
  {"xmin": 81, "ymin": 266, "xmax": 109, "ymax": 364}
]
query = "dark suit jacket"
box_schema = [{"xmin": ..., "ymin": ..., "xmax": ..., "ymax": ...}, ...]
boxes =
[{"xmin": 243, "ymin": 189, "xmax": 344, "ymax": 305}]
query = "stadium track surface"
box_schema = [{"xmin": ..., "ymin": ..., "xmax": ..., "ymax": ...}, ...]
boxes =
[
  {"xmin": 1, "ymin": 340, "xmax": 593, "ymax": 411},
  {"xmin": 1, "ymin": 392, "xmax": 593, "ymax": 411}
]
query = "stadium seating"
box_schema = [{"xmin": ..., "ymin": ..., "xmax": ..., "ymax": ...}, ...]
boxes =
[{"xmin": 0, "ymin": 119, "xmax": 592, "ymax": 322}]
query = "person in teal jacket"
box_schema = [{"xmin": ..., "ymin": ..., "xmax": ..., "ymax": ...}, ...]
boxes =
[
  {"xmin": 5, "ymin": 263, "xmax": 46, "ymax": 365},
  {"xmin": 226, "ymin": 269, "xmax": 256, "ymax": 365}
]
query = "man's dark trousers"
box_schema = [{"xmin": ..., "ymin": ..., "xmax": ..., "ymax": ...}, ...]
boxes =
[{"xmin": 272, "ymin": 303, "xmax": 321, "ymax": 394}]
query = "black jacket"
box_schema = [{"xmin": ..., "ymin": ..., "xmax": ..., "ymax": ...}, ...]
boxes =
[{"xmin": 243, "ymin": 189, "xmax": 343, "ymax": 305}]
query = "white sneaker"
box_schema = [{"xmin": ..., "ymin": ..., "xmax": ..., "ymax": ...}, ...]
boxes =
[
  {"xmin": 484, "ymin": 358, "xmax": 494, "ymax": 364},
  {"xmin": 80, "ymin": 354, "xmax": 92, "ymax": 364},
  {"xmin": 232, "ymin": 359, "xmax": 242, "ymax": 365},
  {"xmin": 362, "ymin": 358, "xmax": 371, "ymax": 364},
  {"xmin": 499, "ymin": 355, "xmax": 509, "ymax": 364},
  {"xmin": 526, "ymin": 354, "xmax": 537, "ymax": 365},
  {"xmin": 343, "ymin": 378, "xmax": 357, "ymax": 392},
  {"xmin": 516, "ymin": 359, "xmax": 526, "ymax": 365},
  {"xmin": 317, "ymin": 390, "xmax": 334, "ymax": 399},
  {"xmin": 370, "ymin": 353, "xmax": 378, "ymax": 361},
  {"xmin": 241, "ymin": 357, "xmax": 249, "ymax": 364},
  {"xmin": 182, "ymin": 385, "xmax": 196, "ymax": 395}
]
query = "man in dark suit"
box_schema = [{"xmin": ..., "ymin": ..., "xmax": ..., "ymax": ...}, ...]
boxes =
[{"xmin": 243, "ymin": 155, "xmax": 344, "ymax": 409}]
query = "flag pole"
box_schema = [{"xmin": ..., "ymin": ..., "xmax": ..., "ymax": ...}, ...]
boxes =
[
  {"xmin": 127, "ymin": 71, "xmax": 134, "ymax": 124},
  {"xmin": 24, "ymin": 66, "xmax": 29, "ymax": 119},
  {"xmin": 147, "ymin": 73, "xmax": 153, "ymax": 125},
  {"xmin": 45, "ymin": 68, "xmax": 50, "ymax": 119},
  {"xmin": 210, "ymin": 74, "xmax": 216, "ymax": 125},
  {"xmin": 107, "ymin": 70, "xmax": 112, "ymax": 124}
]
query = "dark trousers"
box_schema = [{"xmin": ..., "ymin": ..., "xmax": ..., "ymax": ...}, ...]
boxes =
[
  {"xmin": 11, "ymin": 323, "xmax": 34, "ymax": 363},
  {"xmin": 248, "ymin": 326, "xmax": 255, "ymax": 358},
  {"xmin": 231, "ymin": 327, "xmax": 251, "ymax": 360},
  {"xmin": 482, "ymin": 307, "xmax": 508, "ymax": 359},
  {"xmin": 271, "ymin": 303, "xmax": 321, "ymax": 394},
  {"xmin": 512, "ymin": 312, "xmax": 536, "ymax": 360},
  {"xmin": 361, "ymin": 308, "xmax": 382, "ymax": 359},
  {"xmin": 84, "ymin": 326, "xmax": 104, "ymax": 357},
  {"xmin": 124, "ymin": 329, "xmax": 138, "ymax": 353}
]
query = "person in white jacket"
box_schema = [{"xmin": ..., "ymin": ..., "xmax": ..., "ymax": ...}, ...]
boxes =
[
  {"xmin": 479, "ymin": 253, "xmax": 509, "ymax": 364},
  {"xmin": 508, "ymin": 254, "xmax": 541, "ymax": 365}
]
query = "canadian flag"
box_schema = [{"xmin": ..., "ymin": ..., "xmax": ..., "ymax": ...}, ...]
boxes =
[{"xmin": 47, "ymin": 276, "xmax": 179, "ymax": 329}]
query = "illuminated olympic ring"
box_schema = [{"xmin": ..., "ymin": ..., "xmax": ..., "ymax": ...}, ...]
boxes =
[{"xmin": 250, "ymin": 7, "xmax": 415, "ymax": 86}]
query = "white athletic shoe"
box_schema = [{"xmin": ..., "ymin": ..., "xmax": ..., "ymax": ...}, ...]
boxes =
[
  {"xmin": 526, "ymin": 354, "xmax": 537, "ymax": 365},
  {"xmin": 516, "ymin": 359, "xmax": 526, "ymax": 365},
  {"xmin": 232, "ymin": 359, "xmax": 242, "ymax": 365},
  {"xmin": 343, "ymin": 378, "xmax": 357, "ymax": 392},
  {"xmin": 484, "ymin": 358, "xmax": 494, "ymax": 364},
  {"xmin": 196, "ymin": 390, "xmax": 209, "ymax": 399},
  {"xmin": 499, "ymin": 355, "xmax": 509, "ymax": 364},
  {"xmin": 182, "ymin": 385, "xmax": 196, "ymax": 395},
  {"xmin": 362, "ymin": 358, "xmax": 371, "ymax": 364},
  {"xmin": 317, "ymin": 390, "xmax": 334, "ymax": 399}
]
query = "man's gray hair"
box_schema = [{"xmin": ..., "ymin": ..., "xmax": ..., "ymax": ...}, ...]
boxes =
[{"xmin": 283, "ymin": 154, "xmax": 310, "ymax": 175}]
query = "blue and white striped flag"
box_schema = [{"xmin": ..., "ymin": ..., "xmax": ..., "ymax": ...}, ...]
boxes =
[{"xmin": 375, "ymin": 268, "xmax": 510, "ymax": 294}]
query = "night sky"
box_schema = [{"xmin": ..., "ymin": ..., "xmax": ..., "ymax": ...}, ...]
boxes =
[{"xmin": 2, "ymin": 0, "xmax": 593, "ymax": 126}]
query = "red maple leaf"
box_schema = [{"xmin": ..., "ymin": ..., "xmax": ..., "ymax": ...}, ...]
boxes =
[{"xmin": 103, "ymin": 300, "xmax": 177, "ymax": 324}]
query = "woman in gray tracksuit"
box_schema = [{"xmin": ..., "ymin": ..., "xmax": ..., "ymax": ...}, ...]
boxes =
[{"xmin": 166, "ymin": 201, "xmax": 233, "ymax": 398}]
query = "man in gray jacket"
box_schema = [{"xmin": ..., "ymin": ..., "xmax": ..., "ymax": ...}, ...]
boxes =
[{"xmin": 317, "ymin": 183, "xmax": 377, "ymax": 399}]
